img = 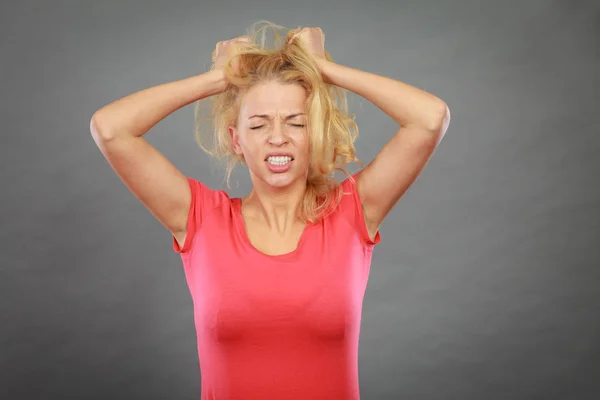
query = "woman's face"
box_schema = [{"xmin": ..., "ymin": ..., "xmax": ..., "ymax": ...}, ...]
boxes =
[{"xmin": 230, "ymin": 81, "xmax": 310, "ymax": 190}]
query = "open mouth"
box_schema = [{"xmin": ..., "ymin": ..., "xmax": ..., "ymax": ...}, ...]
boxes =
[{"xmin": 265, "ymin": 155, "xmax": 294, "ymax": 165}]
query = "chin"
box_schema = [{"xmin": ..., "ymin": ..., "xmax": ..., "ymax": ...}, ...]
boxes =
[
  {"xmin": 263, "ymin": 172, "xmax": 302, "ymax": 189},
  {"xmin": 261, "ymin": 162, "xmax": 308, "ymax": 189},
  {"xmin": 248, "ymin": 160, "xmax": 308, "ymax": 190}
]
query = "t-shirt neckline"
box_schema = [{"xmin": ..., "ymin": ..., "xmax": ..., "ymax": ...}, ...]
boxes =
[{"xmin": 232, "ymin": 197, "xmax": 313, "ymax": 261}]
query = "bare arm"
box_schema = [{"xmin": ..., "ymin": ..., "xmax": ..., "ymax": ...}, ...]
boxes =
[
  {"xmin": 90, "ymin": 69, "xmax": 227, "ymax": 246},
  {"xmin": 288, "ymin": 27, "xmax": 449, "ymax": 239},
  {"xmin": 318, "ymin": 59, "xmax": 450, "ymax": 239}
]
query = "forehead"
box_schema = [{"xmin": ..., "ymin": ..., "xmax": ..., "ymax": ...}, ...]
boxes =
[{"xmin": 239, "ymin": 82, "xmax": 307, "ymax": 117}]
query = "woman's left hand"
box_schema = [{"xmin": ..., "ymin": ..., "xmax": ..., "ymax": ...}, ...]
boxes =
[{"xmin": 288, "ymin": 27, "xmax": 327, "ymax": 68}]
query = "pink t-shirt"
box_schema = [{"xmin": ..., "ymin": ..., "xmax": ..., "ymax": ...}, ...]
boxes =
[{"xmin": 172, "ymin": 174, "xmax": 380, "ymax": 400}]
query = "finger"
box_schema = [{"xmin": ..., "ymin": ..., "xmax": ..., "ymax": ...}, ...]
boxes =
[{"xmin": 287, "ymin": 27, "xmax": 302, "ymax": 43}]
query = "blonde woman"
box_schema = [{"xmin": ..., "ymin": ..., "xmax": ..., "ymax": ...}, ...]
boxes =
[{"xmin": 90, "ymin": 22, "xmax": 450, "ymax": 400}]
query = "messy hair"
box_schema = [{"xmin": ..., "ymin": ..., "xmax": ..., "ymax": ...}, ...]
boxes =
[{"xmin": 193, "ymin": 21, "xmax": 361, "ymax": 223}]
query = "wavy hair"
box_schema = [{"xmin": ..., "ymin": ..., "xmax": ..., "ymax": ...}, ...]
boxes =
[{"xmin": 193, "ymin": 21, "xmax": 361, "ymax": 222}]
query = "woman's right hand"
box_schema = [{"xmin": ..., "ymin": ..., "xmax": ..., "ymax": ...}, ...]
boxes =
[{"xmin": 212, "ymin": 36, "xmax": 252, "ymax": 74}]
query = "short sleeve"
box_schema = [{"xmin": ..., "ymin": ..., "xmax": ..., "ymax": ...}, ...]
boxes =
[
  {"xmin": 338, "ymin": 172, "xmax": 381, "ymax": 247},
  {"xmin": 172, "ymin": 177, "xmax": 227, "ymax": 255}
]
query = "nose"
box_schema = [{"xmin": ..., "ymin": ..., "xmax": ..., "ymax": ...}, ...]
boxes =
[{"xmin": 267, "ymin": 121, "xmax": 288, "ymax": 146}]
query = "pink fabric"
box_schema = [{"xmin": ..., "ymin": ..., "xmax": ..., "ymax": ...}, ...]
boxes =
[{"xmin": 173, "ymin": 174, "xmax": 380, "ymax": 400}]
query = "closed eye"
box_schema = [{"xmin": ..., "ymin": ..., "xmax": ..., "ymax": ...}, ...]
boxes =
[{"xmin": 250, "ymin": 124, "xmax": 304, "ymax": 130}]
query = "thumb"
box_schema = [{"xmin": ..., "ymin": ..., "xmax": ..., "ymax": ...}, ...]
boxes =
[{"xmin": 287, "ymin": 27, "xmax": 302, "ymax": 44}]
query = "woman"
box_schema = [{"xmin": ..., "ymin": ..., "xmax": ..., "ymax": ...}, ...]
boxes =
[{"xmin": 90, "ymin": 22, "xmax": 450, "ymax": 400}]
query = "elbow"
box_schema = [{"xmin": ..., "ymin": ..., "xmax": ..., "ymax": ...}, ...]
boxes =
[
  {"xmin": 89, "ymin": 113, "xmax": 101, "ymax": 138},
  {"xmin": 424, "ymin": 101, "xmax": 451, "ymax": 136},
  {"xmin": 90, "ymin": 111, "xmax": 117, "ymax": 142}
]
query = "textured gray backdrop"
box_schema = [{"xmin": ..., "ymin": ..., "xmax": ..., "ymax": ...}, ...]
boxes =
[{"xmin": 1, "ymin": 0, "xmax": 599, "ymax": 399}]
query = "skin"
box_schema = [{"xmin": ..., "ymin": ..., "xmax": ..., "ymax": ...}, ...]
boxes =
[
  {"xmin": 90, "ymin": 27, "xmax": 450, "ymax": 256},
  {"xmin": 231, "ymin": 28, "xmax": 451, "ymax": 249},
  {"xmin": 296, "ymin": 28, "xmax": 450, "ymax": 240},
  {"xmin": 228, "ymin": 81, "xmax": 312, "ymax": 247}
]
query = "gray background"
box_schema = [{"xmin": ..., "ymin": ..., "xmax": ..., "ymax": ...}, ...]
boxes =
[{"xmin": 2, "ymin": 0, "xmax": 599, "ymax": 399}]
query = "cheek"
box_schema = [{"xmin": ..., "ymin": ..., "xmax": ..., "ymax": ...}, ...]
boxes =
[
  {"xmin": 238, "ymin": 133, "xmax": 258, "ymax": 153},
  {"xmin": 301, "ymin": 135, "xmax": 311, "ymax": 157},
  {"xmin": 293, "ymin": 130, "xmax": 310, "ymax": 149}
]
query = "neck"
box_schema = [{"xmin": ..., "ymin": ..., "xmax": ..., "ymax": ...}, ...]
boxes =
[{"xmin": 243, "ymin": 177, "xmax": 307, "ymax": 232}]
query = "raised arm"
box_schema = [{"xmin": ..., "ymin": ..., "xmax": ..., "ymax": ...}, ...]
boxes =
[
  {"xmin": 289, "ymin": 27, "xmax": 450, "ymax": 240},
  {"xmin": 318, "ymin": 59, "xmax": 450, "ymax": 239},
  {"xmin": 90, "ymin": 36, "xmax": 252, "ymax": 248},
  {"xmin": 90, "ymin": 69, "xmax": 227, "ymax": 248}
]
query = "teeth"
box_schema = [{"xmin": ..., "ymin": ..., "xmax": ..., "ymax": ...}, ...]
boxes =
[{"xmin": 267, "ymin": 156, "xmax": 292, "ymax": 165}]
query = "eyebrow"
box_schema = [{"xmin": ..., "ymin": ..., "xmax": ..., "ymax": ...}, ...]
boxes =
[{"xmin": 248, "ymin": 113, "xmax": 306, "ymax": 120}]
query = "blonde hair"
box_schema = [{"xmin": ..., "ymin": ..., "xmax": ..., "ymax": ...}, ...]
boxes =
[{"xmin": 194, "ymin": 21, "xmax": 361, "ymax": 222}]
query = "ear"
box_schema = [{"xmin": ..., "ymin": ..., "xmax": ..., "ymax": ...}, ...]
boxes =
[{"xmin": 229, "ymin": 125, "xmax": 243, "ymax": 156}]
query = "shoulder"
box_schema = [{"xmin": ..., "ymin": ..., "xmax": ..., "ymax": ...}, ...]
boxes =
[
  {"xmin": 186, "ymin": 176, "xmax": 230, "ymax": 211},
  {"xmin": 172, "ymin": 177, "xmax": 232, "ymax": 254},
  {"xmin": 331, "ymin": 172, "xmax": 381, "ymax": 247}
]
